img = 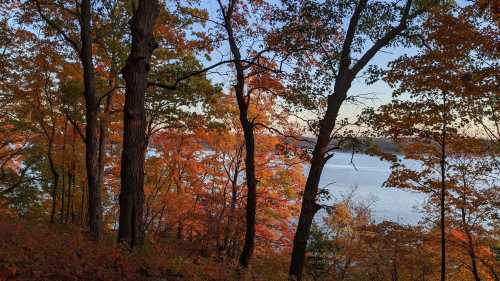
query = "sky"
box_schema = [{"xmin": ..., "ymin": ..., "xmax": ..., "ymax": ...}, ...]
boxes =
[
  {"xmin": 192, "ymin": 0, "xmax": 423, "ymax": 122},
  {"xmin": 335, "ymin": 45, "xmax": 418, "ymax": 120}
]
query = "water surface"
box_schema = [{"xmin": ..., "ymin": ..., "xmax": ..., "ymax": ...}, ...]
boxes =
[{"xmin": 315, "ymin": 152, "xmax": 426, "ymax": 224}]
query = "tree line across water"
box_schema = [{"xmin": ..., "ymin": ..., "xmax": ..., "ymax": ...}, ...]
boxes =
[{"xmin": 0, "ymin": 0, "xmax": 498, "ymax": 280}]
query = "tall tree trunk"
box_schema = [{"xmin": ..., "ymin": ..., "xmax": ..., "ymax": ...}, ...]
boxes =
[
  {"xmin": 60, "ymin": 157, "xmax": 65, "ymax": 223},
  {"xmin": 67, "ymin": 131, "xmax": 76, "ymax": 223},
  {"xmin": 80, "ymin": 0, "xmax": 102, "ymax": 241},
  {"xmin": 48, "ymin": 141, "xmax": 59, "ymax": 224},
  {"xmin": 66, "ymin": 170, "xmax": 72, "ymax": 222},
  {"xmin": 118, "ymin": 0, "xmax": 159, "ymax": 248},
  {"xmin": 211, "ymin": 0, "xmax": 258, "ymax": 266},
  {"xmin": 176, "ymin": 168, "xmax": 184, "ymax": 240},
  {"xmin": 34, "ymin": 0, "xmax": 102, "ymax": 240},
  {"xmin": 238, "ymin": 121, "xmax": 256, "ymax": 267},
  {"xmin": 97, "ymin": 102, "xmax": 109, "ymax": 200},
  {"xmin": 80, "ymin": 181, "xmax": 85, "ymax": 225},
  {"xmin": 218, "ymin": 0, "xmax": 258, "ymax": 267},
  {"xmin": 465, "ymin": 221, "xmax": 481, "ymax": 281},
  {"xmin": 97, "ymin": 61, "xmax": 115, "ymax": 216},
  {"xmin": 60, "ymin": 120, "xmax": 67, "ymax": 223},
  {"xmin": 95, "ymin": 72, "xmax": 112, "ymax": 229},
  {"xmin": 289, "ymin": 92, "xmax": 345, "ymax": 279},
  {"xmin": 44, "ymin": 120, "xmax": 59, "ymax": 224},
  {"xmin": 439, "ymin": 91, "xmax": 447, "ymax": 281},
  {"xmin": 287, "ymin": 0, "xmax": 413, "ymax": 278}
]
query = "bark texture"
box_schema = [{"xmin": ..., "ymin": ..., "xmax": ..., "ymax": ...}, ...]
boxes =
[
  {"xmin": 118, "ymin": 0, "xmax": 159, "ymax": 248},
  {"xmin": 80, "ymin": 0, "xmax": 102, "ymax": 241}
]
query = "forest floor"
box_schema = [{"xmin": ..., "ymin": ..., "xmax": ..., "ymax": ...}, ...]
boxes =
[{"xmin": 0, "ymin": 211, "xmax": 288, "ymax": 281}]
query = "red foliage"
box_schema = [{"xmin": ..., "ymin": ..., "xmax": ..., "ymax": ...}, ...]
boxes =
[{"xmin": 0, "ymin": 212, "xmax": 234, "ymax": 281}]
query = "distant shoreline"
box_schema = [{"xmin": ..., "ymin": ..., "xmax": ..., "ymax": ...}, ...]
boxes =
[{"xmin": 286, "ymin": 137, "xmax": 401, "ymax": 155}]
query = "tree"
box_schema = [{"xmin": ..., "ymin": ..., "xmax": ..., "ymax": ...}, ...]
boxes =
[
  {"xmin": 447, "ymin": 152, "xmax": 499, "ymax": 281},
  {"xmin": 168, "ymin": 0, "xmax": 289, "ymax": 266},
  {"xmin": 0, "ymin": 0, "xmax": 497, "ymax": 279},
  {"xmin": 32, "ymin": 0, "xmax": 104, "ymax": 240},
  {"xmin": 371, "ymin": 93, "xmax": 456, "ymax": 281},
  {"xmin": 270, "ymin": 0, "xmax": 423, "ymax": 278},
  {"xmin": 306, "ymin": 194, "xmax": 372, "ymax": 281},
  {"xmin": 118, "ymin": 0, "xmax": 160, "ymax": 248},
  {"xmin": 361, "ymin": 3, "xmax": 499, "ymax": 280},
  {"xmin": 305, "ymin": 193, "xmax": 438, "ymax": 281},
  {"xmin": 117, "ymin": 0, "xmax": 213, "ymax": 248},
  {"xmin": 214, "ymin": 0, "xmax": 260, "ymax": 266}
]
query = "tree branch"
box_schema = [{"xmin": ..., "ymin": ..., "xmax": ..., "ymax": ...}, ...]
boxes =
[
  {"xmin": 34, "ymin": 0, "xmax": 81, "ymax": 56},
  {"xmin": 65, "ymin": 113, "xmax": 86, "ymax": 142},
  {"xmin": 148, "ymin": 59, "xmax": 237, "ymax": 90},
  {"xmin": 149, "ymin": 58, "xmax": 280, "ymax": 91},
  {"xmin": 350, "ymin": 0, "xmax": 413, "ymax": 76},
  {"xmin": 339, "ymin": 0, "xmax": 368, "ymax": 77},
  {"xmin": 97, "ymin": 85, "xmax": 124, "ymax": 106},
  {"xmin": 254, "ymin": 122, "xmax": 313, "ymax": 144}
]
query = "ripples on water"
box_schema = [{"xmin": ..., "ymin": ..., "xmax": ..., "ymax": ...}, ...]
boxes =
[{"xmin": 308, "ymin": 152, "xmax": 426, "ymax": 225}]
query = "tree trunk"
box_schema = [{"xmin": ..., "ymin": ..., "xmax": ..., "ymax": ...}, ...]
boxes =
[
  {"xmin": 48, "ymin": 142, "xmax": 59, "ymax": 224},
  {"xmin": 439, "ymin": 91, "xmax": 447, "ymax": 281},
  {"xmin": 97, "ymin": 61, "xmax": 115, "ymax": 216},
  {"xmin": 60, "ymin": 120, "xmax": 67, "ymax": 223},
  {"xmin": 67, "ymin": 130, "xmax": 76, "ymax": 223},
  {"xmin": 224, "ymin": 159, "xmax": 240, "ymax": 257},
  {"xmin": 80, "ymin": 182, "xmax": 84, "ymax": 225},
  {"xmin": 95, "ymin": 72, "xmax": 112, "ymax": 229},
  {"xmin": 80, "ymin": 0, "xmax": 102, "ymax": 241},
  {"xmin": 118, "ymin": 0, "xmax": 159, "ymax": 248},
  {"xmin": 216, "ymin": 0, "xmax": 258, "ymax": 266},
  {"xmin": 466, "ymin": 224, "xmax": 481, "ymax": 281},
  {"xmin": 45, "ymin": 121, "xmax": 59, "ymax": 224},
  {"xmin": 238, "ymin": 121, "xmax": 256, "ymax": 267},
  {"xmin": 460, "ymin": 194, "xmax": 481, "ymax": 281},
  {"xmin": 176, "ymin": 169, "xmax": 183, "ymax": 240},
  {"xmin": 219, "ymin": 0, "xmax": 258, "ymax": 267},
  {"xmin": 60, "ymin": 157, "xmax": 65, "ymax": 223},
  {"xmin": 289, "ymin": 92, "xmax": 345, "ymax": 280},
  {"xmin": 66, "ymin": 170, "xmax": 72, "ymax": 223},
  {"xmin": 71, "ymin": 173, "xmax": 76, "ymax": 222},
  {"xmin": 287, "ymin": 0, "xmax": 413, "ymax": 277},
  {"xmin": 290, "ymin": 105, "xmax": 343, "ymax": 280}
]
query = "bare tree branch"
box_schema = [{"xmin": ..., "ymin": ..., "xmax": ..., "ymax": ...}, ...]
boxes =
[{"xmin": 34, "ymin": 0, "xmax": 81, "ymax": 56}]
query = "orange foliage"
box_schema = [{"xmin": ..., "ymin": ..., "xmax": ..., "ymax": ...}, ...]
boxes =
[{"xmin": 0, "ymin": 211, "xmax": 237, "ymax": 281}]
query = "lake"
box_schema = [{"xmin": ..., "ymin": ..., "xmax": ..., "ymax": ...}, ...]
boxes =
[{"xmin": 315, "ymin": 152, "xmax": 426, "ymax": 225}]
